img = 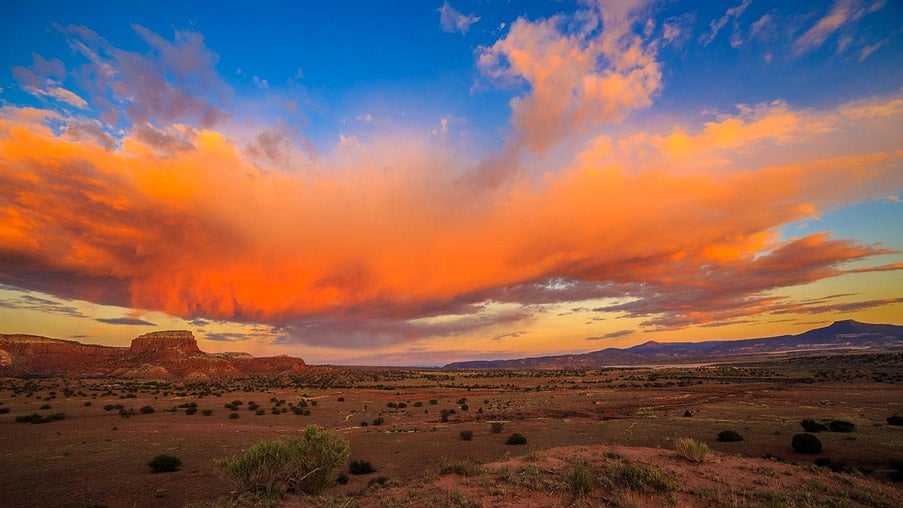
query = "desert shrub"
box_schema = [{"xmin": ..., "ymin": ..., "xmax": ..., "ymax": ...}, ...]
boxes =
[
  {"xmin": 828, "ymin": 420, "xmax": 855, "ymax": 433},
  {"xmin": 413, "ymin": 401, "xmax": 423, "ymax": 407},
  {"xmin": 84, "ymin": 401, "xmax": 91, "ymax": 407},
  {"xmin": 506, "ymin": 433, "xmax": 527, "ymax": 445},
  {"xmin": 202, "ymin": 409, "xmax": 213, "ymax": 416},
  {"xmin": 367, "ymin": 476, "xmax": 390, "ymax": 488},
  {"xmin": 16, "ymin": 412, "xmax": 65, "ymax": 424},
  {"xmin": 887, "ymin": 415, "xmax": 903, "ymax": 426},
  {"xmin": 890, "ymin": 459, "xmax": 903, "ymax": 482},
  {"xmin": 610, "ymin": 462, "xmax": 676, "ymax": 493},
  {"xmin": 0, "ymin": 407, "xmax": 10, "ymax": 414},
  {"xmin": 674, "ymin": 438, "xmax": 708, "ymax": 462},
  {"xmin": 683, "ymin": 410, "xmax": 692, "ymax": 417},
  {"xmin": 139, "ymin": 406, "xmax": 155, "ymax": 414},
  {"xmin": 40, "ymin": 404, "xmax": 51, "ymax": 410},
  {"xmin": 490, "ymin": 422, "xmax": 504, "ymax": 434},
  {"xmin": 372, "ymin": 417, "xmax": 384, "ymax": 426},
  {"xmin": 440, "ymin": 460, "xmax": 482, "ymax": 477},
  {"xmin": 255, "ymin": 409, "xmax": 265, "ymax": 416},
  {"xmin": 336, "ymin": 472, "xmax": 349, "ymax": 484},
  {"xmin": 717, "ymin": 430, "xmax": 743, "ymax": 442},
  {"xmin": 569, "ymin": 464, "xmax": 592, "ymax": 495},
  {"xmin": 459, "ymin": 430, "xmax": 474, "ymax": 441},
  {"xmin": 460, "ymin": 404, "xmax": 469, "ymax": 411},
  {"xmin": 429, "ymin": 399, "xmax": 438, "ymax": 405},
  {"xmin": 219, "ymin": 425, "xmax": 349, "ymax": 498},
  {"xmin": 387, "ymin": 402, "xmax": 397, "ymax": 408},
  {"xmin": 801, "ymin": 419, "xmax": 828, "ymax": 432},
  {"xmin": 228, "ymin": 412, "xmax": 239, "ymax": 419},
  {"xmin": 349, "ymin": 459, "xmax": 375, "ymax": 475},
  {"xmin": 791, "ymin": 433, "xmax": 822, "ymax": 454},
  {"xmin": 185, "ymin": 406, "xmax": 197, "ymax": 415},
  {"xmin": 815, "ymin": 457, "xmax": 849, "ymax": 473},
  {"xmin": 337, "ymin": 397, "xmax": 345, "ymax": 402},
  {"xmin": 148, "ymin": 454, "xmax": 182, "ymax": 473}
]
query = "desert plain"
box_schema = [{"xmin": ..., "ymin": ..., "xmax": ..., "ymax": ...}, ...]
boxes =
[{"xmin": 1, "ymin": 354, "xmax": 902, "ymax": 507}]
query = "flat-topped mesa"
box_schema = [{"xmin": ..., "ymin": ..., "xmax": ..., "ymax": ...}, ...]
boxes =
[{"xmin": 129, "ymin": 330, "xmax": 202, "ymax": 358}]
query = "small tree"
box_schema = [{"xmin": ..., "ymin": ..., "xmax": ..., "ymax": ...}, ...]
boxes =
[{"xmin": 219, "ymin": 425, "xmax": 349, "ymax": 498}]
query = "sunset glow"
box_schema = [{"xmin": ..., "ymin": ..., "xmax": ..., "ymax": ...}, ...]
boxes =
[{"xmin": 1, "ymin": 1, "xmax": 901, "ymax": 365}]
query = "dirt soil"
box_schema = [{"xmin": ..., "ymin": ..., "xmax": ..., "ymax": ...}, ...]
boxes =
[{"xmin": 0, "ymin": 355, "xmax": 901, "ymax": 507}]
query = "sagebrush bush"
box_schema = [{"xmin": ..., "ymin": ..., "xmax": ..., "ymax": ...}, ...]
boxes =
[
  {"xmin": 506, "ymin": 433, "xmax": 527, "ymax": 445},
  {"xmin": 792, "ymin": 433, "xmax": 822, "ymax": 454},
  {"xmin": 348, "ymin": 459, "xmax": 375, "ymax": 475},
  {"xmin": 675, "ymin": 438, "xmax": 708, "ymax": 462},
  {"xmin": 139, "ymin": 406, "xmax": 154, "ymax": 414},
  {"xmin": 490, "ymin": 422, "xmax": 504, "ymax": 434},
  {"xmin": 828, "ymin": 420, "xmax": 855, "ymax": 433},
  {"xmin": 148, "ymin": 454, "xmax": 181, "ymax": 473},
  {"xmin": 459, "ymin": 430, "xmax": 474, "ymax": 441},
  {"xmin": 219, "ymin": 425, "xmax": 349, "ymax": 499},
  {"xmin": 717, "ymin": 430, "xmax": 743, "ymax": 442},
  {"xmin": 801, "ymin": 419, "xmax": 827, "ymax": 432},
  {"xmin": 887, "ymin": 415, "xmax": 903, "ymax": 426}
]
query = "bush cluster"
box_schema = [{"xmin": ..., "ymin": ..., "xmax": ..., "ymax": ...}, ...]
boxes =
[
  {"xmin": 16, "ymin": 412, "xmax": 65, "ymax": 424},
  {"xmin": 219, "ymin": 425, "xmax": 349, "ymax": 499}
]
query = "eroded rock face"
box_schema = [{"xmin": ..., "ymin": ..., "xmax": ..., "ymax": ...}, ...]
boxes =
[
  {"xmin": 0, "ymin": 331, "xmax": 306, "ymax": 379},
  {"xmin": 129, "ymin": 330, "xmax": 202, "ymax": 358}
]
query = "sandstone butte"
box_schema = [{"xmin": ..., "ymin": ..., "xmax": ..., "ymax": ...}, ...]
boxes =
[{"xmin": 0, "ymin": 330, "xmax": 306, "ymax": 380}]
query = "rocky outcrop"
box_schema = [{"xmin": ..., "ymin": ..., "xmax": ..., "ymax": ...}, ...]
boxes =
[
  {"xmin": 0, "ymin": 331, "xmax": 305, "ymax": 379},
  {"xmin": 129, "ymin": 330, "xmax": 202, "ymax": 359},
  {"xmin": 0, "ymin": 334, "xmax": 125, "ymax": 376}
]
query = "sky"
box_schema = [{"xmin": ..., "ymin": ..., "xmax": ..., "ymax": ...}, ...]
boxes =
[{"xmin": 0, "ymin": 1, "xmax": 901, "ymax": 366}]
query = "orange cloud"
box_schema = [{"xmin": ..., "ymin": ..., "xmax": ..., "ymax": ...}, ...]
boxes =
[
  {"xmin": 477, "ymin": 1, "xmax": 660, "ymax": 154},
  {"xmin": 1, "ymin": 90, "xmax": 900, "ymax": 347}
]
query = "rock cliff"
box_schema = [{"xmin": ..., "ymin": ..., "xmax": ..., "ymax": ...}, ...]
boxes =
[{"xmin": 0, "ymin": 331, "xmax": 305, "ymax": 379}]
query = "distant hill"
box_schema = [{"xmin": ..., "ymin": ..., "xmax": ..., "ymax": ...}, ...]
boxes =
[
  {"xmin": 443, "ymin": 320, "xmax": 903, "ymax": 369},
  {"xmin": 0, "ymin": 330, "xmax": 306, "ymax": 379}
]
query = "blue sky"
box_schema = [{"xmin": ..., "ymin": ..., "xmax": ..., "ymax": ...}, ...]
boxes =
[{"xmin": 0, "ymin": 1, "xmax": 901, "ymax": 365}]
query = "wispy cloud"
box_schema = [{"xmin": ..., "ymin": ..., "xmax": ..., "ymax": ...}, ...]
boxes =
[
  {"xmin": 587, "ymin": 329, "xmax": 635, "ymax": 340},
  {"xmin": 701, "ymin": 0, "xmax": 751, "ymax": 46},
  {"xmin": 438, "ymin": 2, "xmax": 480, "ymax": 34},
  {"xmin": 794, "ymin": 0, "xmax": 884, "ymax": 55},
  {"xmin": 95, "ymin": 316, "xmax": 157, "ymax": 326}
]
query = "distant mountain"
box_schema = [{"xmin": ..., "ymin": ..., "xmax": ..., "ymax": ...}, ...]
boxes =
[
  {"xmin": 443, "ymin": 320, "xmax": 903, "ymax": 369},
  {"xmin": 0, "ymin": 330, "xmax": 306, "ymax": 379}
]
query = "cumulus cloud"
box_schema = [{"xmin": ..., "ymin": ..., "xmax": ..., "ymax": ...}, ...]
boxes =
[
  {"xmin": 438, "ymin": 2, "xmax": 480, "ymax": 34},
  {"xmin": 477, "ymin": 0, "xmax": 661, "ymax": 154}
]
